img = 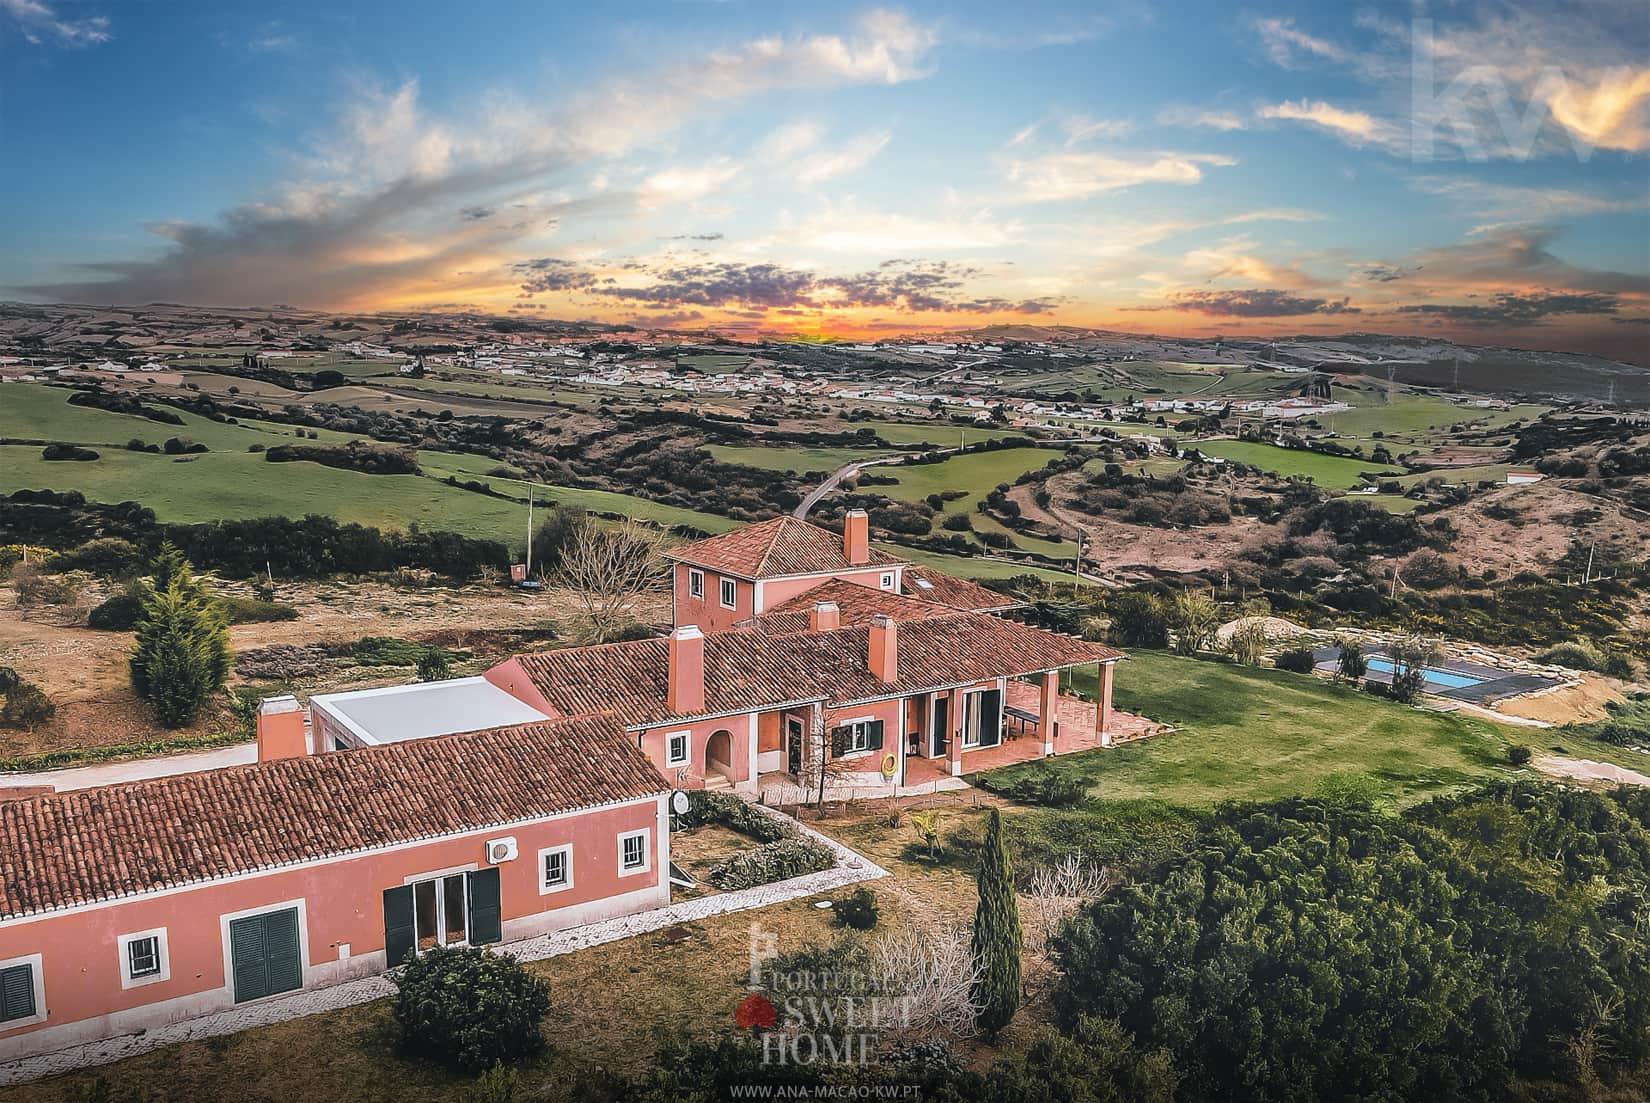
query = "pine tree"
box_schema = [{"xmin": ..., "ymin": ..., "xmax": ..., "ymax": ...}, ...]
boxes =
[
  {"xmin": 971, "ymin": 807, "xmax": 1023, "ymax": 1038},
  {"xmin": 149, "ymin": 541, "xmax": 190, "ymax": 593},
  {"xmin": 130, "ymin": 554, "xmax": 231, "ymax": 728}
]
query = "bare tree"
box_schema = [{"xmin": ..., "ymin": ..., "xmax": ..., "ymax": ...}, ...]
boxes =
[
  {"xmin": 1023, "ymin": 850, "xmax": 1117, "ymax": 956},
  {"xmin": 554, "ymin": 519, "xmax": 670, "ymax": 642}
]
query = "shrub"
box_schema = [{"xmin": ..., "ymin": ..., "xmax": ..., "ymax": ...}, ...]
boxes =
[
  {"xmin": 1536, "ymin": 640, "xmax": 1608, "ymax": 672},
  {"xmin": 979, "ymin": 772, "xmax": 1087, "ymax": 808},
  {"xmin": 680, "ymin": 790, "xmax": 791, "ymax": 842},
  {"xmin": 162, "ymin": 437, "xmax": 206, "ymax": 455},
  {"xmin": 12, "ymin": 565, "xmax": 81, "ymax": 607},
  {"xmin": 1507, "ymin": 744, "xmax": 1532, "ymax": 766},
  {"xmin": 218, "ymin": 595, "xmax": 300, "ymax": 624},
  {"xmin": 1274, "ymin": 647, "xmax": 1317, "ymax": 674},
  {"xmin": 709, "ymin": 837, "xmax": 834, "ymax": 889},
  {"xmin": 834, "ymin": 887, "xmax": 880, "ymax": 931},
  {"xmin": 40, "ymin": 443, "xmax": 99, "ymax": 461},
  {"xmin": 87, "ymin": 583, "xmax": 146, "ymax": 630},
  {"xmin": 1334, "ymin": 637, "xmax": 1368, "ymax": 682},
  {"xmin": 462, "ymin": 1066, "xmax": 520, "ymax": 1103},
  {"xmin": 390, "ymin": 947, "xmax": 550, "ymax": 1073},
  {"xmin": 0, "ymin": 666, "xmax": 18, "ymax": 692},
  {"xmin": 1108, "ymin": 592, "xmax": 1169, "ymax": 648},
  {"xmin": 416, "ymin": 649, "xmax": 453, "ymax": 682},
  {"xmin": 55, "ymin": 537, "xmax": 147, "ymax": 577},
  {"xmin": 1, "ymin": 683, "xmax": 55, "ymax": 729}
]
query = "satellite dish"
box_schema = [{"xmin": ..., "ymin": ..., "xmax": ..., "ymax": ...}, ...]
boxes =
[{"xmin": 671, "ymin": 791, "xmax": 690, "ymax": 815}]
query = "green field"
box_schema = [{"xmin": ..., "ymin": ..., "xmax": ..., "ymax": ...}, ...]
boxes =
[
  {"xmin": 0, "ymin": 382, "xmax": 362, "ymax": 450},
  {"xmin": 704, "ymin": 443, "xmax": 889, "ymax": 474},
  {"xmin": 1194, "ymin": 440, "xmax": 1402, "ymax": 488},
  {"xmin": 855, "ymin": 419, "xmax": 1026, "ymax": 447},
  {"xmin": 989, "ymin": 651, "xmax": 1515, "ymax": 809},
  {"xmin": 1317, "ymin": 394, "xmax": 1548, "ymax": 442}
]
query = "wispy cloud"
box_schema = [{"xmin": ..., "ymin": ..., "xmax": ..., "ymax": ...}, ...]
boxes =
[
  {"xmin": 1, "ymin": 0, "xmax": 110, "ymax": 46},
  {"xmin": 1003, "ymin": 151, "xmax": 1235, "ymax": 202},
  {"xmin": 1258, "ymin": 99, "xmax": 1399, "ymax": 149},
  {"xmin": 1156, "ymin": 106, "xmax": 1246, "ymax": 132}
]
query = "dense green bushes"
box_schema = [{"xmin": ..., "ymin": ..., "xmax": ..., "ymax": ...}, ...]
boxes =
[
  {"xmin": 263, "ymin": 441, "xmax": 421, "ymax": 475},
  {"xmin": 1052, "ymin": 785, "xmax": 1650, "ymax": 1101},
  {"xmin": 390, "ymin": 947, "xmax": 549, "ymax": 1073}
]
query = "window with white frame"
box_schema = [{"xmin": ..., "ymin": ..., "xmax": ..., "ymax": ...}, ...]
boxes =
[
  {"xmin": 118, "ymin": 929, "xmax": 170, "ymax": 989},
  {"xmin": 880, "ymin": 571, "xmax": 895, "ymax": 590},
  {"xmin": 688, "ymin": 568, "xmax": 704, "ymax": 599},
  {"xmin": 617, "ymin": 829, "xmax": 651, "ymax": 875},
  {"xmin": 0, "ymin": 955, "xmax": 44, "ymax": 1027},
  {"xmin": 538, "ymin": 844, "xmax": 574, "ymax": 894},
  {"xmin": 719, "ymin": 577, "xmax": 737, "ymax": 609},
  {"xmin": 665, "ymin": 729, "xmax": 691, "ymax": 767},
  {"xmin": 830, "ymin": 717, "xmax": 883, "ymax": 756}
]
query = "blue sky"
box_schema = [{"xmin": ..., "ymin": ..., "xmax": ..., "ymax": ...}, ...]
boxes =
[{"xmin": 2, "ymin": 0, "xmax": 1646, "ymax": 359}]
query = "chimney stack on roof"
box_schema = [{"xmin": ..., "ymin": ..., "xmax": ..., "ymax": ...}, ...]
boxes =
[
  {"xmin": 843, "ymin": 509, "xmax": 869, "ymax": 565},
  {"xmin": 256, "ymin": 695, "xmax": 309, "ymax": 762},
  {"xmin": 810, "ymin": 601, "xmax": 841, "ymax": 633},
  {"xmin": 667, "ymin": 625, "xmax": 706, "ymax": 714},
  {"xmin": 868, "ymin": 614, "xmax": 898, "ymax": 683}
]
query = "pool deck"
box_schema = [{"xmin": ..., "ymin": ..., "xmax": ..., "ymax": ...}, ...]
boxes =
[{"xmin": 1310, "ymin": 647, "xmax": 1565, "ymax": 707}]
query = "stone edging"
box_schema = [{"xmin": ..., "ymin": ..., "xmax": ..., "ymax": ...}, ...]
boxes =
[{"xmin": 0, "ymin": 803, "xmax": 886, "ymax": 1086}]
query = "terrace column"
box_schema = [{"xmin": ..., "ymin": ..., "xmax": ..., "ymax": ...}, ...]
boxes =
[
  {"xmin": 1096, "ymin": 661, "xmax": 1114, "ymax": 747},
  {"xmin": 947, "ymin": 688, "xmax": 964, "ymax": 778},
  {"xmin": 1040, "ymin": 671, "xmax": 1059, "ymax": 756}
]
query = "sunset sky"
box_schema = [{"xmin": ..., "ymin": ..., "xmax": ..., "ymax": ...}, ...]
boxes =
[{"xmin": 2, "ymin": 1, "xmax": 1647, "ymax": 358}]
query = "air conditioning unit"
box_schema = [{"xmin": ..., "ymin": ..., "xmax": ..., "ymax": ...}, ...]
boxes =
[{"xmin": 485, "ymin": 836, "xmax": 518, "ymax": 864}]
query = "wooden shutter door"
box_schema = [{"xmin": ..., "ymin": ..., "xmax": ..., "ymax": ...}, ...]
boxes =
[
  {"xmin": 867, "ymin": 720, "xmax": 885, "ymax": 751},
  {"xmin": 383, "ymin": 885, "xmax": 416, "ymax": 968},
  {"xmin": 263, "ymin": 908, "xmax": 303, "ymax": 996},
  {"xmin": 229, "ymin": 915, "xmax": 269, "ymax": 1002},
  {"xmin": 830, "ymin": 726, "xmax": 850, "ymax": 757},
  {"xmin": 467, "ymin": 868, "xmax": 502, "ymax": 945},
  {"xmin": 0, "ymin": 963, "xmax": 34, "ymax": 1022}
]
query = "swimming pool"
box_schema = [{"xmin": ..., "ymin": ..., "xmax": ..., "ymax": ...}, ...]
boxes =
[{"xmin": 1364, "ymin": 657, "xmax": 1486, "ymax": 690}]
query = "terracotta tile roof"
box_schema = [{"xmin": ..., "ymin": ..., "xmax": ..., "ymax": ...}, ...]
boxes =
[
  {"xmin": 0, "ymin": 714, "xmax": 664, "ymax": 921},
  {"xmin": 664, "ymin": 516, "xmax": 902, "ymax": 578},
  {"xmin": 511, "ymin": 612, "xmax": 1121, "ymax": 727},
  {"xmin": 753, "ymin": 577, "xmax": 957, "ymax": 634},
  {"xmin": 902, "ymin": 568, "xmax": 1022, "ymax": 613}
]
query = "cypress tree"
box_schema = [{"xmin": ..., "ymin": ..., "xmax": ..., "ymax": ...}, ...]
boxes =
[
  {"xmin": 971, "ymin": 807, "xmax": 1022, "ymax": 1038},
  {"xmin": 130, "ymin": 554, "xmax": 231, "ymax": 728}
]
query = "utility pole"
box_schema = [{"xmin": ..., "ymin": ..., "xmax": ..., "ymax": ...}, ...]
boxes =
[
  {"xmin": 1583, "ymin": 540, "xmax": 1595, "ymax": 585},
  {"xmin": 1073, "ymin": 529, "xmax": 1084, "ymax": 595},
  {"xmin": 524, "ymin": 484, "xmax": 534, "ymax": 579}
]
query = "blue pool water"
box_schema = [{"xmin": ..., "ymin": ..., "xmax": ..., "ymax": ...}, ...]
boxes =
[{"xmin": 1365, "ymin": 657, "xmax": 1486, "ymax": 690}]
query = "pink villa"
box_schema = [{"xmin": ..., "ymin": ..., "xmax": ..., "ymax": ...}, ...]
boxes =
[{"xmin": 0, "ymin": 511, "xmax": 1129, "ymax": 1063}]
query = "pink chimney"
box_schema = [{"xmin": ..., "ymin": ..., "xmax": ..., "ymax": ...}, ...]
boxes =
[
  {"xmin": 843, "ymin": 509, "xmax": 869, "ymax": 565},
  {"xmin": 667, "ymin": 625, "xmax": 706, "ymax": 714},
  {"xmin": 256, "ymin": 696, "xmax": 309, "ymax": 762},
  {"xmin": 868, "ymin": 614, "xmax": 898, "ymax": 683},
  {"xmin": 810, "ymin": 601, "xmax": 841, "ymax": 632}
]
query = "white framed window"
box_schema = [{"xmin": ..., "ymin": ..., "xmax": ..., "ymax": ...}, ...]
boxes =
[
  {"xmin": 118, "ymin": 928, "xmax": 170, "ymax": 990},
  {"xmin": 719, "ymin": 577, "xmax": 737, "ymax": 609},
  {"xmin": 843, "ymin": 720, "xmax": 876, "ymax": 753},
  {"xmin": 688, "ymin": 568, "xmax": 704, "ymax": 599},
  {"xmin": 538, "ymin": 844, "xmax": 574, "ymax": 894},
  {"xmin": 879, "ymin": 571, "xmax": 895, "ymax": 590},
  {"xmin": 0, "ymin": 953, "xmax": 44, "ymax": 1028},
  {"xmin": 402, "ymin": 867, "xmax": 474, "ymax": 951},
  {"xmin": 617, "ymin": 829, "xmax": 651, "ymax": 876},
  {"xmin": 664, "ymin": 729, "xmax": 691, "ymax": 767}
]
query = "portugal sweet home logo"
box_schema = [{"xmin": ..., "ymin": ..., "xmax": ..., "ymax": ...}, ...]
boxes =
[{"xmin": 739, "ymin": 921, "xmax": 914, "ymax": 1066}]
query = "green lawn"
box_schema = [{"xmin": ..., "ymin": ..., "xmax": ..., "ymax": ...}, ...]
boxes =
[
  {"xmin": 0, "ymin": 382, "xmax": 360, "ymax": 451},
  {"xmin": 1194, "ymin": 440, "xmax": 1401, "ymax": 488},
  {"xmin": 985, "ymin": 651, "xmax": 1516, "ymax": 810}
]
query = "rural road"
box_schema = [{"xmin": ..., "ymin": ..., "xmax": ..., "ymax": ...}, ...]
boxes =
[
  {"xmin": 0, "ymin": 742, "xmax": 257, "ymax": 793},
  {"xmin": 793, "ymin": 455, "xmax": 910, "ymax": 517}
]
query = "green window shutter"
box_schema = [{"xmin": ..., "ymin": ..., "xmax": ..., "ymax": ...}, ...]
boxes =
[
  {"xmin": 830, "ymin": 726, "xmax": 850, "ymax": 757},
  {"xmin": 467, "ymin": 868, "xmax": 502, "ymax": 946},
  {"xmin": 229, "ymin": 915, "xmax": 269, "ymax": 1003},
  {"xmin": 0, "ymin": 963, "xmax": 34, "ymax": 1022},
  {"xmin": 263, "ymin": 908, "xmax": 302, "ymax": 996},
  {"xmin": 382, "ymin": 886, "xmax": 416, "ymax": 969},
  {"xmin": 867, "ymin": 720, "xmax": 884, "ymax": 751}
]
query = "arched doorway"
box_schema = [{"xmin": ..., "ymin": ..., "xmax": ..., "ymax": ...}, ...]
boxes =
[{"xmin": 706, "ymin": 729, "xmax": 735, "ymax": 781}]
